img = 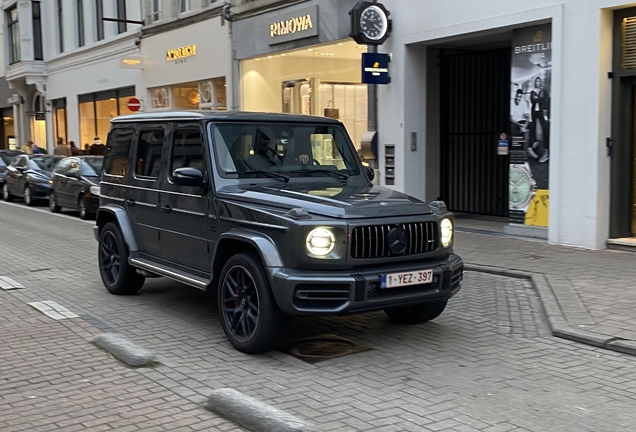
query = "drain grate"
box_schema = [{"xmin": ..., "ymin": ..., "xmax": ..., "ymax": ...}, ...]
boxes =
[{"xmin": 280, "ymin": 334, "xmax": 371, "ymax": 363}]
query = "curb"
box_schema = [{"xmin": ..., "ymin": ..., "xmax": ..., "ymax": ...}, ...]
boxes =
[
  {"xmin": 90, "ymin": 333, "xmax": 157, "ymax": 367},
  {"xmin": 465, "ymin": 264, "xmax": 636, "ymax": 357},
  {"xmin": 207, "ymin": 388, "xmax": 314, "ymax": 432}
]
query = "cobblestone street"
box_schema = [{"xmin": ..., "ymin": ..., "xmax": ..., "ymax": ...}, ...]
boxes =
[{"xmin": 1, "ymin": 201, "xmax": 636, "ymax": 431}]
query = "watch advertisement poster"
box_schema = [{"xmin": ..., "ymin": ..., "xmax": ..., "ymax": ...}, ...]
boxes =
[{"xmin": 509, "ymin": 24, "xmax": 551, "ymax": 227}]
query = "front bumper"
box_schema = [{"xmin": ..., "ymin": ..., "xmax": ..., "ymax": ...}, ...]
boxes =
[{"xmin": 267, "ymin": 253, "xmax": 463, "ymax": 315}]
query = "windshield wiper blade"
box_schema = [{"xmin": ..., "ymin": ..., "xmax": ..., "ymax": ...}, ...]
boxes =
[
  {"xmin": 226, "ymin": 170, "xmax": 290, "ymax": 183},
  {"xmin": 291, "ymin": 169, "xmax": 349, "ymax": 180}
]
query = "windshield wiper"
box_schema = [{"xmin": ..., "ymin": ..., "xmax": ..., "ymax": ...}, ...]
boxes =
[
  {"xmin": 226, "ymin": 170, "xmax": 290, "ymax": 183},
  {"xmin": 291, "ymin": 169, "xmax": 350, "ymax": 180}
]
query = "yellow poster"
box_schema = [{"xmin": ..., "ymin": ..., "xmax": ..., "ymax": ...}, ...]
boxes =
[{"xmin": 524, "ymin": 189, "xmax": 549, "ymax": 227}]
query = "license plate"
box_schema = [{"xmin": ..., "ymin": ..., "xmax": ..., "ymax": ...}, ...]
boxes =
[{"xmin": 380, "ymin": 269, "xmax": 434, "ymax": 289}]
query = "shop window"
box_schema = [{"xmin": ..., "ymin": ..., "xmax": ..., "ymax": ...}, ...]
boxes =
[
  {"xmin": 199, "ymin": 77, "xmax": 227, "ymax": 110},
  {"xmin": 32, "ymin": 2, "xmax": 43, "ymax": 60},
  {"xmin": 150, "ymin": 87, "xmax": 171, "ymax": 109},
  {"xmin": 77, "ymin": 0, "xmax": 85, "ymax": 47},
  {"xmin": 53, "ymin": 98, "xmax": 68, "ymax": 146},
  {"xmin": 7, "ymin": 6, "xmax": 20, "ymax": 64},
  {"xmin": 104, "ymin": 127, "xmax": 133, "ymax": 176},
  {"xmin": 96, "ymin": 98, "xmax": 118, "ymax": 142},
  {"xmin": 78, "ymin": 86, "xmax": 136, "ymax": 148},
  {"xmin": 173, "ymin": 84, "xmax": 199, "ymax": 109},
  {"xmin": 136, "ymin": 130, "xmax": 164, "ymax": 179},
  {"xmin": 96, "ymin": 0, "xmax": 104, "ymax": 41}
]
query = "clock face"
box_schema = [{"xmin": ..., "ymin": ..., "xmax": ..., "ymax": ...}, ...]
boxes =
[
  {"xmin": 509, "ymin": 165, "xmax": 536, "ymax": 209},
  {"xmin": 360, "ymin": 5, "xmax": 388, "ymax": 41}
]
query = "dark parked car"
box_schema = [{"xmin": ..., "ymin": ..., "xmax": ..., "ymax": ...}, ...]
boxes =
[
  {"xmin": 0, "ymin": 150, "xmax": 24, "ymax": 189},
  {"xmin": 95, "ymin": 112, "xmax": 463, "ymax": 354},
  {"xmin": 2, "ymin": 155, "xmax": 64, "ymax": 205},
  {"xmin": 49, "ymin": 156, "xmax": 103, "ymax": 219}
]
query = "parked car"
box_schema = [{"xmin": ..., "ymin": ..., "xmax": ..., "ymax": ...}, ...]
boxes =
[
  {"xmin": 94, "ymin": 111, "xmax": 463, "ymax": 354},
  {"xmin": 49, "ymin": 156, "xmax": 103, "ymax": 219},
  {"xmin": 2, "ymin": 155, "xmax": 64, "ymax": 205},
  {"xmin": 0, "ymin": 150, "xmax": 24, "ymax": 190}
]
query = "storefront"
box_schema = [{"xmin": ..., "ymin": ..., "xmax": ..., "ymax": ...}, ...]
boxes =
[
  {"xmin": 233, "ymin": 0, "xmax": 368, "ymax": 149},
  {"xmin": 141, "ymin": 17, "xmax": 230, "ymax": 113}
]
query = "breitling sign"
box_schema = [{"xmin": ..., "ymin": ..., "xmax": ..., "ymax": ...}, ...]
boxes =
[
  {"xmin": 267, "ymin": 5, "xmax": 318, "ymax": 45},
  {"xmin": 166, "ymin": 45, "xmax": 196, "ymax": 61}
]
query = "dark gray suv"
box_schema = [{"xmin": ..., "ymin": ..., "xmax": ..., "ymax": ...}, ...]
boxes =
[{"xmin": 95, "ymin": 111, "xmax": 463, "ymax": 353}]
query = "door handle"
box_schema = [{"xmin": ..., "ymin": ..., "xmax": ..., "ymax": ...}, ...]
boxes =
[
  {"xmin": 125, "ymin": 199, "xmax": 135, "ymax": 206},
  {"xmin": 161, "ymin": 205, "xmax": 172, "ymax": 213}
]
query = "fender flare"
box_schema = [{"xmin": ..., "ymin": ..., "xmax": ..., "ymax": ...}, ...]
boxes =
[
  {"xmin": 95, "ymin": 204, "xmax": 139, "ymax": 252},
  {"xmin": 213, "ymin": 229, "xmax": 283, "ymax": 268}
]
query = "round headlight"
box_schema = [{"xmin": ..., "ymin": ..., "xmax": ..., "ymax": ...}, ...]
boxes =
[
  {"xmin": 306, "ymin": 228, "xmax": 335, "ymax": 256},
  {"xmin": 440, "ymin": 218, "xmax": 453, "ymax": 247}
]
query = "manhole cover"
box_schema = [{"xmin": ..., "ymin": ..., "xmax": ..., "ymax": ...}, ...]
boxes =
[{"xmin": 280, "ymin": 334, "xmax": 371, "ymax": 363}]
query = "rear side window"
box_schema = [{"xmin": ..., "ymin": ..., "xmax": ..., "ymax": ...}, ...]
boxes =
[
  {"xmin": 170, "ymin": 129, "xmax": 205, "ymax": 175},
  {"xmin": 104, "ymin": 127, "xmax": 134, "ymax": 176},
  {"xmin": 135, "ymin": 129, "xmax": 164, "ymax": 179}
]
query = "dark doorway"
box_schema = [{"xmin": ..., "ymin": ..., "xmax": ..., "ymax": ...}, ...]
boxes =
[{"xmin": 439, "ymin": 48, "xmax": 511, "ymax": 217}]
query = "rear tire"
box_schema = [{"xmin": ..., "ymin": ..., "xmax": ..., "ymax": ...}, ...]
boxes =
[
  {"xmin": 217, "ymin": 253, "xmax": 288, "ymax": 353},
  {"xmin": 49, "ymin": 192, "xmax": 61, "ymax": 213},
  {"xmin": 24, "ymin": 186, "xmax": 34, "ymax": 206},
  {"xmin": 98, "ymin": 222, "xmax": 144, "ymax": 295},
  {"xmin": 2, "ymin": 183, "xmax": 13, "ymax": 201},
  {"xmin": 384, "ymin": 300, "xmax": 448, "ymax": 324}
]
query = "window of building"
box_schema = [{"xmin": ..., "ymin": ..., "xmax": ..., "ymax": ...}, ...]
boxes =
[
  {"xmin": 104, "ymin": 127, "xmax": 133, "ymax": 176},
  {"xmin": 96, "ymin": 0, "xmax": 104, "ymax": 41},
  {"xmin": 78, "ymin": 87, "xmax": 136, "ymax": 148},
  {"xmin": 136, "ymin": 130, "xmax": 164, "ymax": 179},
  {"xmin": 178, "ymin": 0, "xmax": 191, "ymax": 14},
  {"xmin": 7, "ymin": 6, "xmax": 20, "ymax": 64},
  {"xmin": 150, "ymin": 0, "xmax": 162, "ymax": 22},
  {"xmin": 57, "ymin": 0, "xmax": 64, "ymax": 52},
  {"xmin": 117, "ymin": 0, "xmax": 126, "ymax": 34},
  {"xmin": 32, "ymin": 2, "xmax": 43, "ymax": 60},
  {"xmin": 53, "ymin": 99, "xmax": 68, "ymax": 146},
  {"xmin": 77, "ymin": 0, "xmax": 84, "ymax": 47}
]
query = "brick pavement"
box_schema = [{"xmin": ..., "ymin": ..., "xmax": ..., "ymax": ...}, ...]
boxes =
[{"xmin": 2, "ymin": 201, "xmax": 636, "ymax": 431}]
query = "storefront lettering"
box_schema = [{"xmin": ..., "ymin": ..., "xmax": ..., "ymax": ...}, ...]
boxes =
[
  {"xmin": 514, "ymin": 42, "xmax": 552, "ymax": 54},
  {"xmin": 166, "ymin": 45, "xmax": 196, "ymax": 61},
  {"xmin": 122, "ymin": 59, "xmax": 141, "ymax": 66},
  {"xmin": 270, "ymin": 15, "xmax": 313, "ymax": 38}
]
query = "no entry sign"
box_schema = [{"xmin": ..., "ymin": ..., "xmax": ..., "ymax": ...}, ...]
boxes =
[{"xmin": 127, "ymin": 97, "xmax": 141, "ymax": 112}]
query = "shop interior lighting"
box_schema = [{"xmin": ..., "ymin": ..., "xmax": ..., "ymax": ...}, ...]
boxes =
[{"xmin": 307, "ymin": 48, "xmax": 314, "ymax": 51}]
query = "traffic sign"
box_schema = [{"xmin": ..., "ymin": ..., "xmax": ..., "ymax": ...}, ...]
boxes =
[{"xmin": 127, "ymin": 97, "xmax": 141, "ymax": 112}]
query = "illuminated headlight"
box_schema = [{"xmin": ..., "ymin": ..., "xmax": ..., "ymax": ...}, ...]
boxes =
[
  {"xmin": 90, "ymin": 185, "xmax": 101, "ymax": 196},
  {"xmin": 440, "ymin": 218, "xmax": 453, "ymax": 247},
  {"xmin": 306, "ymin": 227, "xmax": 335, "ymax": 256}
]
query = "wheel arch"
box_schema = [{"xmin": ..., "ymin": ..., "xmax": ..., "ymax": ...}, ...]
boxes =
[{"xmin": 95, "ymin": 204, "xmax": 139, "ymax": 252}]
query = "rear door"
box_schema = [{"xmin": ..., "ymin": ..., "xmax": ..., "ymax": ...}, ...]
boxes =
[
  {"xmin": 61, "ymin": 158, "xmax": 82, "ymax": 207},
  {"xmin": 158, "ymin": 124, "xmax": 211, "ymax": 272},
  {"xmin": 51, "ymin": 158, "xmax": 72, "ymax": 206}
]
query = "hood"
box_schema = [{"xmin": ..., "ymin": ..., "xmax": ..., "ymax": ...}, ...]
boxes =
[{"xmin": 216, "ymin": 183, "xmax": 433, "ymax": 219}]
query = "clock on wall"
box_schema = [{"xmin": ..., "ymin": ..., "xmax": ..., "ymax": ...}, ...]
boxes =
[{"xmin": 350, "ymin": 2, "xmax": 391, "ymax": 45}]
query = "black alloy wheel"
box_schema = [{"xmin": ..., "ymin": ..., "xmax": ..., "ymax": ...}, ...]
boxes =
[
  {"xmin": 218, "ymin": 253, "xmax": 289, "ymax": 353},
  {"xmin": 384, "ymin": 300, "xmax": 448, "ymax": 325},
  {"xmin": 49, "ymin": 191, "xmax": 61, "ymax": 213},
  {"xmin": 2, "ymin": 183, "xmax": 13, "ymax": 201},
  {"xmin": 24, "ymin": 186, "xmax": 34, "ymax": 206},
  {"xmin": 98, "ymin": 222, "xmax": 144, "ymax": 295}
]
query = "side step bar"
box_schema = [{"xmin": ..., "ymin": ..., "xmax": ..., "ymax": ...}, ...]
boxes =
[{"xmin": 129, "ymin": 257, "xmax": 209, "ymax": 290}]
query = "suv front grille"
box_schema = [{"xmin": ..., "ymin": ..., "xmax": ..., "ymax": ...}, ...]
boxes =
[{"xmin": 350, "ymin": 222, "xmax": 438, "ymax": 259}]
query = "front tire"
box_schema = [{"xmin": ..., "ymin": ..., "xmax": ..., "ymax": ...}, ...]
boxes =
[
  {"xmin": 98, "ymin": 222, "xmax": 144, "ymax": 295},
  {"xmin": 24, "ymin": 186, "xmax": 34, "ymax": 206},
  {"xmin": 217, "ymin": 253, "xmax": 288, "ymax": 354},
  {"xmin": 49, "ymin": 191, "xmax": 61, "ymax": 213},
  {"xmin": 2, "ymin": 183, "xmax": 13, "ymax": 201},
  {"xmin": 384, "ymin": 300, "xmax": 448, "ymax": 324}
]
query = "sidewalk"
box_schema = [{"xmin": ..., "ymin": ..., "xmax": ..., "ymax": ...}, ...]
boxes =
[
  {"xmin": 455, "ymin": 229, "xmax": 636, "ymax": 354},
  {"xmin": 0, "ymin": 288, "xmax": 240, "ymax": 432}
]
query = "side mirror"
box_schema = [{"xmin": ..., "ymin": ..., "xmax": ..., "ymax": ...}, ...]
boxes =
[
  {"xmin": 364, "ymin": 165, "xmax": 375, "ymax": 181},
  {"xmin": 172, "ymin": 167, "xmax": 204, "ymax": 186}
]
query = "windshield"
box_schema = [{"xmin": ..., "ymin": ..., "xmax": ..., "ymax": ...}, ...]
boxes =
[
  {"xmin": 81, "ymin": 157, "xmax": 103, "ymax": 177},
  {"xmin": 29, "ymin": 156, "xmax": 64, "ymax": 172},
  {"xmin": 211, "ymin": 122, "xmax": 361, "ymax": 179}
]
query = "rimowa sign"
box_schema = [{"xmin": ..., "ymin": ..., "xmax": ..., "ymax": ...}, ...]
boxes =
[{"xmin": 268, "ymin": 5, "xmax": 318, "ymax": 45}]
